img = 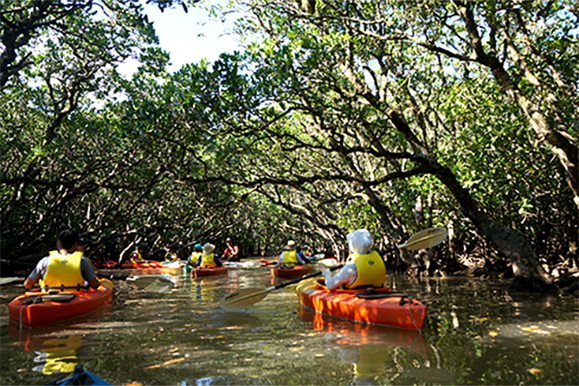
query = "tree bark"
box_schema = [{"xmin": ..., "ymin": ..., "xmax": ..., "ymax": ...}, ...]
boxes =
[{"xmin": 452, "ymin": 0, "xmax": 579, "ymax": 207}]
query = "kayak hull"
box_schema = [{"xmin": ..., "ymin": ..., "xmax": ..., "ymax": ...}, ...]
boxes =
[
  {"xmin": 191, "ymin": 266, "xmax": 228, "ymax": 278},
  {"xmin": 8, "ymin": 279, "xmax": 114, "ymax": 328},
  {"xmin": 271, "ymin": 265, "xmax": 313, "ymax": 278},
  {"xmin": 296, "ymin": 278, "xmax": 427, "ymax": 330}
]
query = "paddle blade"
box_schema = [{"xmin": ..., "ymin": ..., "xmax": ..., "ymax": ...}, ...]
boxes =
[
  {"xmin": 318, "ymin": 258, "xmax": 339, "ymax": 267},
  {"xmin": 0, "ymin": 277, "xmax": 24, "ymax": 286},
  {"xmin": 219, "ymin": 287, "xmax": 272, "ymax": 312},
  {"xmin": 128, "ymin": 275, "xmax": 174, "ymax": 290},
  {"xmin": 398, "ymin": 227, "xmax": 448, "ymax": 250},
  {"xmin": 143, "ymin": 279, "xmax": 175, "ymax": 293}
]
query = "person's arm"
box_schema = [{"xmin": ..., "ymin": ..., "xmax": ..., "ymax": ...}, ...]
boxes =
[
  {"xmin": 276, "ymin": 253, "xmax": 284, "ymax": 267},
  {"xmin": 321, "ymin": 263, "xmax": 357, "ymax": 290},
  {"xmin": 81, "ymin": 258, "xmax": 100, "ymax": 289},
  {"xmin": 24, "ymin": 276, "xmax": 38, "ymax": 289},
  {"xmin": 214, "ymin": 255, "xmax": 223, "ymax": 267},
  {"xmin": 195, "ymin": 255, "xmax": 202, "ymax": 267},
  {"xmin": 88, "ymin": 277, "xmax": 101, "ymax": 289},
  {"xmin": 296, "ymin": 253, "xmax": 306, "ymax": 265},
  {"xmin": 24, "ymin": 258, "xmax": 48, "ymax": 289}
]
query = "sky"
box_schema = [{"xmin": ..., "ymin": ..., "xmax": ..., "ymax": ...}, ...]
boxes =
[{"xmin": 118, "ymin": 1, "xmax": 242, "ymax": 75}]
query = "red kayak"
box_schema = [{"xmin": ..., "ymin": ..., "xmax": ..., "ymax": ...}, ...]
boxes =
[
  {"xmin": 296, "ymin": 278, "xmax": 427, "ymax": 330},
  {"xmin": 271, "ymin": 264, "xmax": 313, "ymax": 278},
  {"xmin": 8, "ymin": 279, "xmax": 114, "ymax": 328},
  {"xmin": 191, "ymin": 265, "xmax": 228, "ymax": 278}
]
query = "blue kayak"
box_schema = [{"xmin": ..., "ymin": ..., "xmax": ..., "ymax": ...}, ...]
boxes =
[{"xmin": 45, "ymin": 365, "xmax": 110, "ymax": 386}]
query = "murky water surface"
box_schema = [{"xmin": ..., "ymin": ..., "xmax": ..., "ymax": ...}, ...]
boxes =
[{"xmin": 1, "ymin": 261, "xmax": 577, "ymax": 385}]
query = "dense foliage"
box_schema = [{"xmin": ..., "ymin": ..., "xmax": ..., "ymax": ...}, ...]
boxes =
[{"xmin": 1, "ymin": 0, "xmax": 577, "ymax": 291}]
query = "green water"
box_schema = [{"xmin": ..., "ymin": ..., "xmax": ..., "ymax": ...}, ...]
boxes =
[{"xmin": 1, "ymin": 261, "xmax": 577, "ymax": 385}]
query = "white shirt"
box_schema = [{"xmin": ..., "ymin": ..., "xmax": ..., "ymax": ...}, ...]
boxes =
[{"xmin": 321, "ymin": 262, "xmax": 358, "ymax": 290}]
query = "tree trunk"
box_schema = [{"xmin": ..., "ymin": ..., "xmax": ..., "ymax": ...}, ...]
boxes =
[
  {"xmin": 424, "ymin": 154, "xmax": 556, "ymax": 292},
  {"xmin": 453, "ymin": 0, "xmax": 579, "ymax": 207}
]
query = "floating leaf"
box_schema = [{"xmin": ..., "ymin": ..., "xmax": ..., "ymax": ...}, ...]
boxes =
[
  {"xmin": 527, "ymin": 368, "xmax": 542, "ymax": 375},
  {"xmin": 488, "ymin": 331, "xmax": 498, "ymax": 337},
  {"xmin": 163, "ymin": 357, "xmax": 184, "ymax": 365}
]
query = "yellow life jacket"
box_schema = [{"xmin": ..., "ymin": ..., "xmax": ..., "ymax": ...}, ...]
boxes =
[
  {"xmin": 130, "ymin": 251, "xmax": 142, "ymax": 263},
  {"xmin": 165, "ymin": 252, "xmax": 177, "ymax": 262},
  {"xmin": 344, "ymin": 251, "xmax": 385, "ymax": 289},
  {"xmin": 39, "ymin": 251, "xmax": 85, "ymax": 292},
  {"xmin": 189, "ymin": 252, "xmax": 202, "ymax": 264},
  {"xmin": 281, "ymin": 250, "xmax": 298, "ymax": 267},
  {"xmin": 200, "ymin": 253, "xmax": 217, "ymax": 267}
]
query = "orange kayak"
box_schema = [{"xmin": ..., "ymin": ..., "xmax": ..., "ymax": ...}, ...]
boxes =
[
  {"xmin": 271, "ymin": 264, "xmax": 313, "ymax": 278},
  {"xmin": 191, "ymin": 265, "xmax": 228, "ymax": 278},
  {"xmin": 8, "ymin": 279, "xmax": 114, "ymax": 328},
  {"xmin": 296, "ymin": 278, "xmax": 427, "ymax": 330}
]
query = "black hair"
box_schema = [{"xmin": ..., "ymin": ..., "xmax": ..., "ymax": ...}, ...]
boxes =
[{"xmin": 56, "ymin": 230, "xmax": 79, "ymax": 251}]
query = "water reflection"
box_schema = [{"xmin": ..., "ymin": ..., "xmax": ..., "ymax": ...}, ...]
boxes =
[
  {"xmin": 8, "ymin": 324, "xmax": 83, "ymax": 375},
  {"xmin": 298, "ymin": 306, "xmax": 444, "ymax": 385},
  {"xmin": 1, "ymin": 265, "xmax": 577, "ymax": 386}
]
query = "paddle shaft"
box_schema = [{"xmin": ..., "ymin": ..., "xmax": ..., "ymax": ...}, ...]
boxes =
[
  {"xmin": 97, "ymin": 273, "xmax": 131, "ymax": 281},
  {"xmin": 0, "ymin": 259, "xmax": 35, "ymax": 267},
  {"xmin": 0, "ymin": 259, "xmax": 148, "ymax": 283},
  {"xmin": 272, "ymin": 265, "xmax": 342, "ymax": 290}
]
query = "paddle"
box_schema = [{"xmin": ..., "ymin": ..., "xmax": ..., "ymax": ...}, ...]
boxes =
[
  {"xmin": 0, "ymin": 277, "xmax": 25, "ymax": 286},
  {"xmin": 219, "ymin": 227, "xmax": 448, "ymax": 312},
  {"xmin": 0, "ymin": 273, "xmax": 174, "ymax": 291},
  {"xmin": 97, "ymin": 273, "xmax": 174, "ymax": 290},
  {"xmin": 0, "ymin": 259, "xmax": 174, "ymax": 291}
]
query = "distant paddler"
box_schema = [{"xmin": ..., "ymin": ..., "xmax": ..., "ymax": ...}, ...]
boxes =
[
  {"xmin": 276, "ymin": 240, "xmax": 308, "ymax": 268},
  {"xmin": 221, "ymin": 238, "xmax": 240, "ymax": 262},
  {"xmin": 164, "ymin": 248, "xmax": 178, "ymax": 262},
  {"xmin": 187, "ymin": 244, "xmax": 203, "ymax": 266},
  {"xmin": 129, "ymin": 246, "xmax": 145, "ymax": 264},
  {"xmin": 191, "ymin": 243, "xmax": 224, "ymax": 268}
]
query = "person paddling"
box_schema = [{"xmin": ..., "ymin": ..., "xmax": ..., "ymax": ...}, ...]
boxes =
[
  {"xmin": 296, "ymin": 245, "xmax": 312, "ymax": 264},
  {"xmin": 276, "ymin": 240, "xmax": 307, "ymax": 268},
  {"xmin": 221, "ymin": 238, "xmax": 240, "ymax": 262},
  {"xmin": 129, "ymin": 246, "xmax": 144, "ymax": 264},
  {"xmin": 192, "ymin": 243, "xmax": 223, "ymax": 268},
  {"xmin": 24, "ymin": 230, "xmax": 101, "ymax": 291},
  {"xmin": 319, "ymin": 229, "xmax": 386, "ymax": 290},
  {"xmin": 187, "ymin": 244, "xmax": 203, "ymax": 266},
  {"xmin": 164, "ymin": 248, "xmax": 178, "ymax": 262}
]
